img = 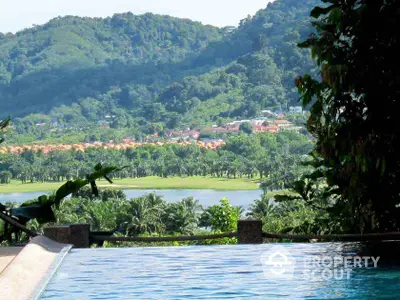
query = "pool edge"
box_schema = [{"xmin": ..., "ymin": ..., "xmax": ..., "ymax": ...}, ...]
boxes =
[
  {"xmin": 30, "ymin": 241, "xmax": 72, "ymax": 300},
  {"xmin": 0, "ymin": 236, "xmax": 72, "ymax": 300}
]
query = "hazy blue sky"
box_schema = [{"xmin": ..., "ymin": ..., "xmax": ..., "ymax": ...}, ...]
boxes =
[{"xmin": 0, "ymin": 0, "xmax": 273, "ymax": 33}]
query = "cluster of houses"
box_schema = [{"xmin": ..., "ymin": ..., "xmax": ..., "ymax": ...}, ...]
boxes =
[
  {"xmin": 0, "ymin": 140, "xmax": 226, "ymax": 155},
  {"xmin": 12, "ymin": 107, "xmax": 306, "ymax": 153},
  {"xmin": 165, "ymin": 107, "xmax": 304, "ymax": 142}
]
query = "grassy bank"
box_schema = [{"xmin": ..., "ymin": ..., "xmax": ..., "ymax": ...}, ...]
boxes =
[{"xmin": 0, "ymin": 176, "xmax": 261, "ymax": 194}]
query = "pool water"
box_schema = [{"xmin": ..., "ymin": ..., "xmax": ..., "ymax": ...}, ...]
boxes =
[{"xmin": 40, "ymin": 243, "xmax": 400, "ymax": 299}]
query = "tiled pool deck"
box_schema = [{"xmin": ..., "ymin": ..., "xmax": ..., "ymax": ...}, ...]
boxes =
[{"xmin": 0, "ymin": 247, "xmax": 22, "ymax": 273}]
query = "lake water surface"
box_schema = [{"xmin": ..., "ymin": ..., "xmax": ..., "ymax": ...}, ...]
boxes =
[{"xmin": 0, "ymin": 189, "xmax": 263, "ymax": 208}]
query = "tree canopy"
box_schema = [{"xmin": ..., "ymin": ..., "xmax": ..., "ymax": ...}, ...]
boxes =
[{"xmin": 290, "ymin": 0, "xmax": 400, "ymax": 233}]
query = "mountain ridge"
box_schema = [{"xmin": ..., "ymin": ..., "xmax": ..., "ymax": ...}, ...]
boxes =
[{"xmin": 0, "ymin": 0, "xmax": 320, "ymax": 138}]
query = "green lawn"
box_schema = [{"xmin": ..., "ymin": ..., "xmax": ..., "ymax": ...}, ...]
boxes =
[{"xmin": 0, "ymin": 176, "xmax": 261, "ymax": 194}]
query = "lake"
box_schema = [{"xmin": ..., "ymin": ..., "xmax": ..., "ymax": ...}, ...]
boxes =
[{"xmin": 0, "ymin": 189, "xmax": 263, "ymax": 208}]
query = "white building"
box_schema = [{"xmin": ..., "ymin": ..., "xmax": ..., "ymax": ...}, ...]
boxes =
[
  {"xmin": 227, "ymin": 120, "xmax": 251, "ymax": 126},
  {"xmin": 249, "ymin": 119, "xmax": 267, "ymax": 126},
  {"xmin": 289, "ymin": 106, "xmax": 303, "ymax": 114},
  {"xmin": 261, "ymin": 110, "xmax": 277, "ymax": 117}
]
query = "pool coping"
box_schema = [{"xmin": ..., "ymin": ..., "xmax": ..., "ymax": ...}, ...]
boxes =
[{"xmin": 0, "ymin": 236, "xmax": 72, "ymax": 300}]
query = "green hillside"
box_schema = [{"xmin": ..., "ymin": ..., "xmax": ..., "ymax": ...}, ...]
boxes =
[
  {"xmin": 0, "ymin": 0, "xmax": 320, "ymax": 139},
  {"xmin": 0, "ymin": 13, "xmax": 222, "ymax": 117}
]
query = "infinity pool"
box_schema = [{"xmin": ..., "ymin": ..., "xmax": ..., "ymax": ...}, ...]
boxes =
[{"xmin": 40, "ymin": 243, "xmax": 400, "ymax": 299}]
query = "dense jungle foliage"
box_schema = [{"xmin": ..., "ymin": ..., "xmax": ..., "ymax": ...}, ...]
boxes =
[
  {"xmin": 282, "ymin": 0, "xmax": 400, "ymax": 233},
  {"xmin": 1, "ymin": 190, "xmax": 330, "ymax": 246}
]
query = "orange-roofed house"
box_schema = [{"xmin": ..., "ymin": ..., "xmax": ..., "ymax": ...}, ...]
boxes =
[{"xmin": 272, "ymin": 120, "xmax": 293, "ymax": 127}]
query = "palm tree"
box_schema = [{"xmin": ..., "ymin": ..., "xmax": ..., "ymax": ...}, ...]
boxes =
[
  {"xmin": 55, "ymin": 197, "xmax": 88, "ymax": 225},
  {"xmin": 0, "ymin": 171, "xmax": 12, "ymax": 184},
  {"xmin": 0, "ymin": 119, "xmax": 9, "ymax": 144},
  {"xmin": 164, "ymin": 197, "xmax": 202, "ymax": 235},
  {"xmin": 247, "ymin": 196, "xmax": 276, "ymax": 220},
  {"xmin": 84, "ymin": 201, "xmax": 120, "ymax": 232},
  {"xmin": 127, "ymin": 193, "xmax": 166, "ymax": 235}
]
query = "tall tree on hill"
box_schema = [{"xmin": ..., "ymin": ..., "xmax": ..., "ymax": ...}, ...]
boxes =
[
  {"xmin": 239, "ymin": 122, "xmax": 253, "ymax": 134},
  {"xmin": 293, "ymin": 0, "xmax": 400, "ymax": 232},
  {"xmin": 0, "ymin": 119, "xmax": 10, "ymax": 144}
]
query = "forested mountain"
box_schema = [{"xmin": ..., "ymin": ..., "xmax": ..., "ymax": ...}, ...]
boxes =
[
  {"xmin": 0, "ymin": 13, "xmax": 223, "ymax": 118},
  {"xmin": 0, "ymin": 0, "xmax": 319, "ymax": 137}
]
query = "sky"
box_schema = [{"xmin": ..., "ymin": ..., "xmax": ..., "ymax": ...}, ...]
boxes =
[{"xmin": 0, "ymin": 0, "xmax": 273, "ymax": 33}]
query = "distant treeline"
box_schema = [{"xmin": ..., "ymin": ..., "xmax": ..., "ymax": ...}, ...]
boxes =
[{"xmin": 0, "ymin": 131, "xmax": 313, "ymax": 190}]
